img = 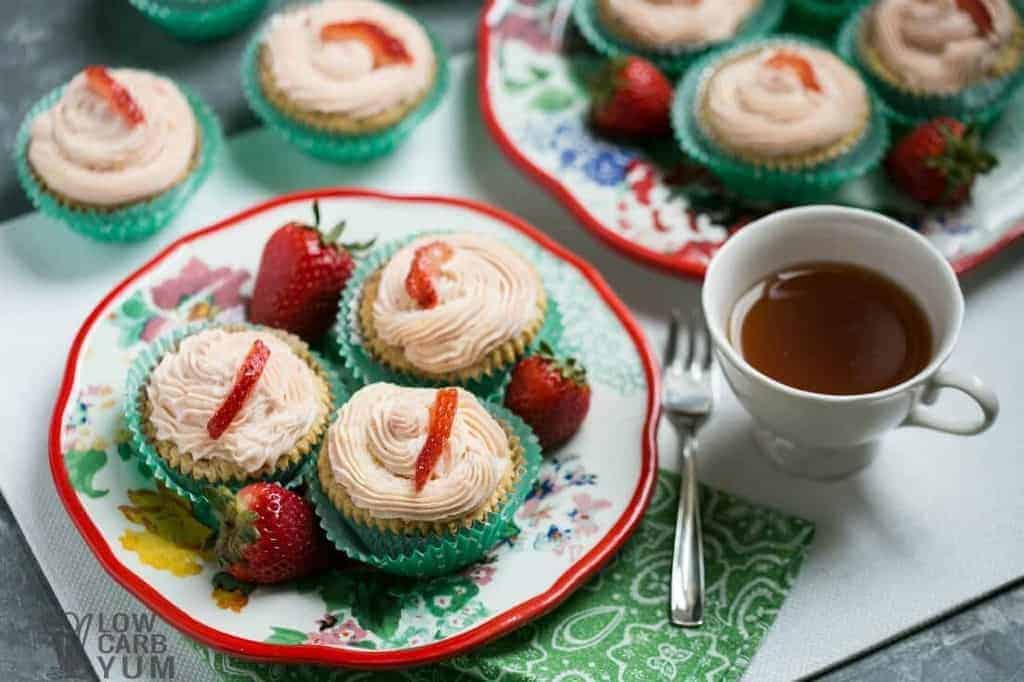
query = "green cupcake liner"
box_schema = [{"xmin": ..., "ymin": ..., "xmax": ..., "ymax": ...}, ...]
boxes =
[
  {"xmin": 129, "ymin": 0, "xmax": 268, "ymax": 41},
  {"xmin": 241, "ymin": 9, "xmax": 449, "ymax": 163},
  {"xmin": 308, "ymin": 401, "xmax": 542, "ymax": 577},
  {"xmin": 671, "ymin": 36, "xmax": 890, "ymax": 203},
  {"xmin": 837, "ymin": 4, "xmax": 1024, "ymax": 127},
  {"xmin": 572, "ymin": 0, "xmax": 785, "ymax": 75},
  {"xmin": 13, "ymin": 82, "xmax": 221, "ymax": 243},
  {"xmin": 124, "ymin": 322, "xmax": 349, "ymax": 528},
  {"xmin": 331, "ymin": 232, "xmax": 564, "ymax": 402}
]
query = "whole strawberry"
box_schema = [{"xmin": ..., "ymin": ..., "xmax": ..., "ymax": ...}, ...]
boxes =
[
  {"xmin": 249, "ymin": 201, "xmax": 373, "ymax": 343},
  {"xmin": 591, "ymin": 56, "xmax": 672, "ymax": 137},
  {"xmin": 504, "ymin": 343, "xmax": 591, "ymax": 451},
  {"xmin": 884, "ymin": 118, "xmax": 996, "ymax": 206},
  {"xmin": 212, "ymin": 483, "xmax": 326, "ymax": 585}
]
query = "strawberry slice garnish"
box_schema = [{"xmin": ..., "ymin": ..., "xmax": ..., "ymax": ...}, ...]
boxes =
[
  {"xmin": 956, "ymin": 0, "xmax": 994, "ymax": 34},
  {"xmin": 765, "ymin": 50, "xmax": 822, "ymax": 93},
  {"xmin": 320, "ymin": 21, "xmax": 413, "ymax": 67},
  {"xmin": 206, "ymin": 339, "xmax": 271, "ymax": 440},
  {"xmin": 405, "ymin": 241, "xmax": 453, "ymax": 309},
  {"xmin": 84, "ymin": 66, "xmax": 145, "ymax": 127},
  {"xmin": 414, "ymin": 388, "xmax": 459, "ymax": 491}
]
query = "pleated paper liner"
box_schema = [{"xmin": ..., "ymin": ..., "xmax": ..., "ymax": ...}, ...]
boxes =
[
  {"xmin": 837, "ymin": 4, "xmax": 1024, "ymax": 128},
  {"xmin": 572, "ymin": 0, "xmax": 786, "ymax": 75},
  {"xmin": 332, "ymin": 233, "xmax": 563, "ymax": 402},
  {"xmin": 671, "ymin": 37, "xmax": 889, "ymax": 203},
  {"xmin": 123, "ymin": 322, "xmax": 348, "ymax": 528},
  {"xmin": 241, "ymin": 6, "xmax": 449, "ymax": 163},
  {"xmin": 307, "ymin": 402, "xmax": 542, "ymax": 578},
  {"xmin": 128, "ymin": 0, "xmax": 269, "ymax": 41},
  {"xmin": 13, "ymin": 82, "xmax": 221, "ymax": 243}
]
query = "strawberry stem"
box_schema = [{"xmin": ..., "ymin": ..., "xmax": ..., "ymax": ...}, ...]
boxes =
[
  {"xmin": 325, "ymin": 220, "xmax": 346, "ymax": 245},
  {"xmin": 312, "ymin": 200, "xmax": 321, "ymax": 229}
]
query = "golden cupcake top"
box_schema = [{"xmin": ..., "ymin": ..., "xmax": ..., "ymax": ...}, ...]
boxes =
[
  {"xmin": 325, "ymin": 383, "xmax": 512, "ymax": 523},
  {"xmin": 865, "ymin": 0, "xmax": 1022, "ymax": 93},
  {"xmin": 369, "ymin": 233, "xmax": 544, "ymax": 376},
  {"xmin": 597, "ymin": 0, "xmax": 761, "ymax": 49},
  {"xmin": 700, "ymin": 44, "xmax": 869, "ymax": 163},
  {"xmin": 146, "ymin": 328, "xmax": 328, "ymax": 473},
  {"xmin": 28, "ymin": 66, "xmax": 196, "ymax": 207},
  {"xmin": 261, "ymin": 0, "xmax": 435, "ymax": 118}
]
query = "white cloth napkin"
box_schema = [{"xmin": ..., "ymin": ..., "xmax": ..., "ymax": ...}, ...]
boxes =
[{"xmin": 3, "ymin": 54, "xmax": 1024, "ymax": 682}]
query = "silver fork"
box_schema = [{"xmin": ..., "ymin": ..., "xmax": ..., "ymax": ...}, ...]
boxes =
[{"xmin": 662, "ymin": 308, "xmax": 713, "ymax": 627}]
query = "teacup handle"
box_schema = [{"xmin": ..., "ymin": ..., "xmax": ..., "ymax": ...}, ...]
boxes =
[{"xmin": 903, "ymin": 369, "xmax": 999, "ymax": 435}]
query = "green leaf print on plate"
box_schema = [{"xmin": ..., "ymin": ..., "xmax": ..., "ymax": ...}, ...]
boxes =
[
  {"xmin": 265, "ymin": 628, "xmax": 307, "ymax": 646},
  {"xmin": 530, "ymin": 88, "xmax": 577, "ymax": 113},
  {"xmin": 65, "ymin": 449, "xmax": 108, "ymax": 498}
]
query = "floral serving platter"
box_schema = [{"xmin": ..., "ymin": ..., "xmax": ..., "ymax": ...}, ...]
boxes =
[
  {"xmin": 478, "ymin": 0, "xmax": 1024, "ymax": 279},
  {"xmin": 49, "ymin": 188, "xmax": 659, "ymax": 668}
]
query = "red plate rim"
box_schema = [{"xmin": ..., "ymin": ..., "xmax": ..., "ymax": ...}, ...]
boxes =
[
  {"xmin": 475, "ymin": 0, "xmax": 1024, "ymax": 280},
  {"xmin": 47, "ymin": 187, "xmax": 661, "ymax": 669}
]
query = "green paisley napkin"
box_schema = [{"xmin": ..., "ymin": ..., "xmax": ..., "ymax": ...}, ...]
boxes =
[{"xmin": 196, "ymin": 470, "xmax": 814, "ymax": 681}]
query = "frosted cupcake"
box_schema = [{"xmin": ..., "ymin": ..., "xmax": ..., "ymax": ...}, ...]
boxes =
[
  {"xmin": 129, "ymin": 0, "xmax": 269, "ymax": 41},
  {"xmin": 128, "ymin": 325, "xmax": 334, "ymax": 501},
  {"xmin": 313, "ymin": 383, "xmax": 539, "ymax": 573},
  {"xmin": 337, "ymin": 233, "xmax": 553, "ymax": 393},
  {"xmin": 243, "ymin": 0, "xmax": 447, "ymax": 161},
  {"xmin": 673, "ymin": 38, "xmax": 889, "ymax": 201},
  {"xmin": 839, "ymin": 0, "xmax": 1024, "ymax": 124},
  {"xmin": 573, "ymin": 0, "xmax": 786, "ymax": 73},
  {"xmin": 14, "ymin": 66, "xmax": 219, "ymax": 241}
]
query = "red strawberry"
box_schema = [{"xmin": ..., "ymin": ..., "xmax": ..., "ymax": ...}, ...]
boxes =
[
  {"xmin": 414, "ymin": 387, "xmax": 459, "ymax": 491},
  {"xmin": 504, "ymin": 343, "xmax": 591, "ymax": 451},
  {"xmin": 212, "ymin": 483, "xmax": 326, "ymax": 584},
  {"xmin": 84, "ymin": 66, "xmax": 145, "ymax": 127},
  {"xmin": 405, "ymin": 241, "xmax": 454, "ymax": 309},
  {"xmin": 956, "ymin": 0, "xmax": 994, "ymax": 34},
  {"xmin": 884, "ymin": 118, "xmax": 997, "ymax": 206},
  {"xmin": 765, "ymin": 50, "xmax": 822, "ymax": 92},
  {"xmin": 249, "ymin": 201, "xmax": 374, "ymax": 343},
  {"xmin": 591, "ymin": 57, "xmax": 673, "ymax": 137},
  {"xmin": 320, "ymin": 21, "xmax": 412, "ymax": 67},
  {"xmin": 206, "ymin": 339, "xmax": 270, "ymax": 440}
]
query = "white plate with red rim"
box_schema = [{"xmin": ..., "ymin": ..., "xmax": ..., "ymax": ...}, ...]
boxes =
[
  {"xmin": 49, "ymin": 188, "xmax": 659, "ymax": 667},
  {"xmin": 478, "ymin": 0, "xmax": 1024, "ymax": 279}
]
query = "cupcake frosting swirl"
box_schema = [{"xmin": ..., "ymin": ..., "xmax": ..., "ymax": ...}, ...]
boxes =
[
  {"xmin": 371, "ymin": 233, "xmax": 543, "ymax": 375},
  {"xmin": 868, "ymin": 0, "xmax": 1020, "ymax": 93},
  {"xmin": 262, "ymin": 0, "xmax": 434, "ymax": 118},
  {"xmin": 597, "ymin": 0, "xmax": 761, "ymax": 49},
  {"xmin": 327, "ymin": 383, "xmax": 511, "ymax": 523},
  {"xmin": 702, "ymin": 45, "xmax": 869, "ymax": 159},
  {"xmin": 28, "ymin": 68, "xmax": 196, "ymax": 206},
  {"xmin": 146, "ymin": 329, "xmax": 326, "ymax": 473}
]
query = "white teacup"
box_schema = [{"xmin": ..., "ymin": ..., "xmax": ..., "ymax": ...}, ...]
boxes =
[{"xmin": 702, "ymin": 205, "xmax": 999, "ymax": 480}]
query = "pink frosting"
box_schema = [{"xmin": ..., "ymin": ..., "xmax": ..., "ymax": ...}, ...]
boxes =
[
  {"xmin": 28, "ymin": 69, "xmax": 196, "ymax": 206},
  {"xmin": 869, "ymin": 0, "xmax": 1020, "ymax": 93},
  {"xmin": 262, "ymin": 0, "xmax": 434, "ymax": 118},
  {"xmin": 598, "ymin": 0, "xmax": 761, "ymax": 48}
]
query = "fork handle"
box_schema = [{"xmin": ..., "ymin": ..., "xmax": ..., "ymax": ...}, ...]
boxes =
[{"xmin": 670, "ymin": 431, "xmax": 704, "ymax": 627}]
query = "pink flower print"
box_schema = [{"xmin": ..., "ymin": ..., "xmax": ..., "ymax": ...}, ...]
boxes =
[
  {"xmin": 497, "ymin": 12, "xmax": 556, "ymax": 51},
  {"xmin": 140, "ymin": 316, "xmax": 169, "ymax": 343},
  {"xmin": 308, "ymin": 619, "xmax": 368, "ymax": 646},
  {"xmin": 517, "ymin": 497, "xmax": 554, "ymax": 527},
  {"xmin": 466, "ymin": 564, "xmax": 496, "ymax": 586},
  {"xmin": 568, "ymin": 493, "xmax": 612, "ymax": 537},
  {"xmin": 151, "ymin": 258, "xmax": 249, "ymax": 311}
]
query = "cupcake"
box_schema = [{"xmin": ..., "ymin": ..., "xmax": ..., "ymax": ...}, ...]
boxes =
[
  {"xmin": 128, "ymin": 0, "xmax": 269, "ymax": 41},
  {"xmin": 242, "ymin": 0, "xmax": 448, "ymax": 161},
  {"xmin": 573, "ymin": 0, "xmax": 786, "ymax": 74},
  {"xmin": 14, "ymin": 66, "xmax": 220, "ymax": 242},
  {"xmin": 335, "ymin": 233, "xmax": 557, "ymax": 396},
  {"xmin": 312, "ymin": 383, "xmax": 541, "ymax": 575},
  {"xmin": 839, "ymin": 0, "xmax": 1024, "ymax": 125},
  {"xmin": 125, "ymin": 324, "xmax": 336, "ymax": 521},
  {"xmin": 672, "ymin": 37, "xmax": 889, "ymax": 201}
]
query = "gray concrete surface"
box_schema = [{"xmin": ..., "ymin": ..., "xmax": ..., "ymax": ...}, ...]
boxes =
[{"xmin": 1, "ymin": 1, "xmax": 1022, "ymax": 680}]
